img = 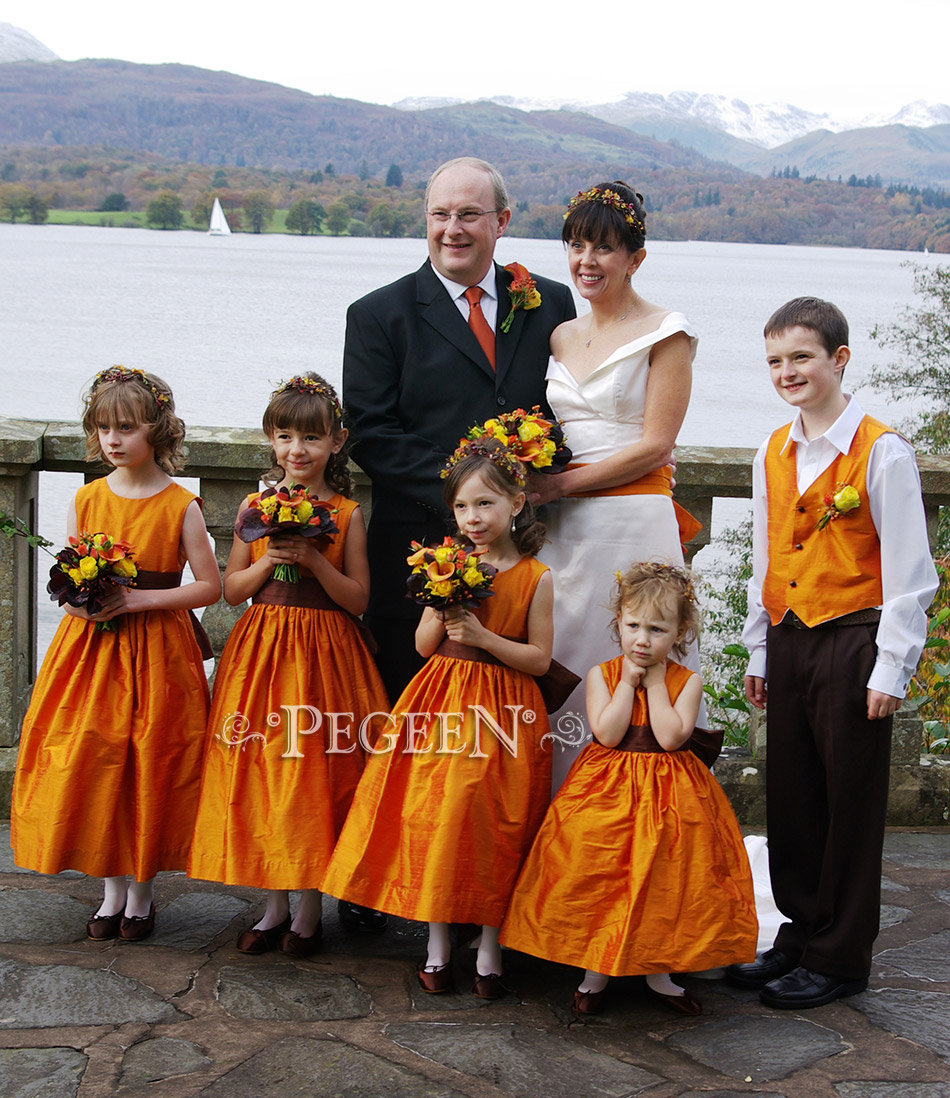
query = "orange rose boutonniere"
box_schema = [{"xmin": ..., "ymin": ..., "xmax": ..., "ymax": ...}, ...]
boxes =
[
  {"xmin": 817, "ymin": 483, "xmax": 861, "ymax": 531},
  {"xmin": 500, "ymin": 262, "xmax": 541, "ymax": 333}
]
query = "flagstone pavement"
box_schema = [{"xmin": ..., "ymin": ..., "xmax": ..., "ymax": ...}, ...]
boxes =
[{"xmin": 1, "ymin": 824, "xmax": 949, "ymax": 1098}]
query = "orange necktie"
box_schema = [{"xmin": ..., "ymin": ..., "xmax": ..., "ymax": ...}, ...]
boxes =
[{"xmin": 465, "ymin": 286, "xmax": 496, "ymax": 371}]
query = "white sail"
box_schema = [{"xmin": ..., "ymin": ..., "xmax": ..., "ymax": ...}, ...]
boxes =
[{"xmin": 208, "ymin": 197, "xmax": 231, "ymax": 236}]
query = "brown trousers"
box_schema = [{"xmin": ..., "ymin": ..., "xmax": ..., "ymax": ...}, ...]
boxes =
[{"xmin": 765, "ymin": 619, "xmax": 892, "ymax": 979}]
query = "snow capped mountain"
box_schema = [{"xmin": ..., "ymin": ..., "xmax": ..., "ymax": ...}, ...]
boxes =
[
  {"xmin": 392, "ymin": 90, "xmax": 950, "ymax": 150},
  {"xmin": 0, "ymin": 23, "xmax": 58, "ymax": 63}
]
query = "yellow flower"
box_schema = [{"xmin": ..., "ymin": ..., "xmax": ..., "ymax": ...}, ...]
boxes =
[
  {"xmin": 259, "ymin": 496, "xmax": 278, "ymax": 516},
  {"xmin": 524, "ymin": 289, "xmax": 542, "ymax": 310},
  {"xmin": 518, "ymin": 419, "xmax": 543, "ymax": 442},
  {"xmin": 427, "ymin": 579, "xmax": 454, "ymax": 598},
  {"xmin": 278, "ymin": 506, "xmax": 294, "ymax": 523},
  {"xmin": 433, "ymin": 546, "xmax": 455, "ymax": 564},
  {"xmin": 68, "ymin": 567, "xmax": 83, "ymax": 586},
  {"xmin": 111, "ymin": 557, "xmax": 137, "ymax": 579},
  {"xmin": 833, "ymin": 485, "xmax": 860, "ymax": 514},
  {"xmin": 297, "ymin": 501, "xmax": 314, "ymax": 523},
  {"xmin": 463, "ymin": 567, "xmax": 486, "ymax": 587},
  {"xmin": 79, "ymin": 556, "xmax": 99, "ymax": 581}
]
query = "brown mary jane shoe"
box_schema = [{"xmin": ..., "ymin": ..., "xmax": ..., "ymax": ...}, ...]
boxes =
[
  {"xmin": 236, "ymin": 915, "xmax": 291, "ymax": 954},
  {"xmin": 417, "ymin": 960, "xmax": 453, "ymax": 993},
  {"xmin": 119, "ymin": 904, "xmax": 156, "ymax": 942},
  {"xmin": 86, "ymin": 910, "xmax": 123, "ymax": 941}
]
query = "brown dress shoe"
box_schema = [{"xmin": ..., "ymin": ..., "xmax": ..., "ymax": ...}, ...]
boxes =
[
  {"xmin": 87, "ymin": 911, "xmax": 123, "ymax": 941},
  {"xmin": 647, "ymin": 985, "xmax": 703, "ymax": 1015},
  {"xmin": 417, "ymin": 960, "xmax": 453, "ymax": 993},
  {"xmin": 279, "ymin": 923, "xmax": 323, "ymax": 958},
  {"xmin": 472, "ymin": 972, "xmax": 512, "ymax": 1000},
  {"xmin": 236, "ymin": 915, "xmax": 291, "ymax": 954},
  {"xmin": 119, "ymin": 904, "xmax": 155, "ymax": 942},
  {"xmin": 571, "ymin": 987, "xmax": 606, "ymax": 1015}
]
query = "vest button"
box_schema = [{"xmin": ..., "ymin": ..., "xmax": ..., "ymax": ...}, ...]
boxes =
[
  {"xmin": 496, "ymin": 397, "xmax": 507, "ymax": 407},
  {"xmin": 795, "ymin": 543, "xmax": 803, "ymax": 550},
  {"xmin": 797, "ymin": 506, "xmax": 806, "ymax": 513},
  {"xmin": 789, "ymin": 580, "xmax": 797, "ymax": 587}
]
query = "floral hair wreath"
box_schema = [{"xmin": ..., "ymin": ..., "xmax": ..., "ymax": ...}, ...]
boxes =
[
  {"xmin": 442, "ymin": 436, "xmax": 528, "ymax": 487},
  {"xmin": 273, "ymin": 375, "xmax": 343, "ymax": 421},
  {"xmin": 92, "ymin": 365, "xmax": 171, "ymax": 409},
  {"xmin": 564, "ymin": 186, "xmax": 645, "ymax": 235},
  {"xmin": 441, "ymin": 408, "xmax": 565, "ymax": 487},
  {"xmin": 614, "ymin": 561, "xmax": 697, "ymax": 604}
]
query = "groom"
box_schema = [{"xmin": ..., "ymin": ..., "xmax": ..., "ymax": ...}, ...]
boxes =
[{"xmin": 343, "ymin": 156, "xmax": 575, "ymax": 702}]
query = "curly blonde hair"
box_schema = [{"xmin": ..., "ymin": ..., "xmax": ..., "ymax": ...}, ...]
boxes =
[
  {"xmin": 608, "ymin": 561, "xmax": 700, "ymax": 658},
  {"xmin": 81, "ymin": 367, "xmax": 185, "ymax": 474}
]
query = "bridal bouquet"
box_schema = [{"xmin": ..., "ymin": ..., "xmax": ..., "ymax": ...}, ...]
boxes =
[
  {"xmin": 47, "ymin": 531, "xmax": 138, "ymax": 632},
  {"xmin": 234, "ymin": 484, "xmax": 338, "ymax": 582},
  {"xmin": 466, "ymin": 405, "xmax": 572, "ymax": 473},
  {"xmin": 405, "ymin": 536, "xmax": 497, "ymax": 611}
]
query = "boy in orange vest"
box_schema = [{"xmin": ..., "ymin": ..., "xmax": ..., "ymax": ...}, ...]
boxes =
[{"xmin": 726, "ymin": 297, "xmax": 937, "ymax": 1009}]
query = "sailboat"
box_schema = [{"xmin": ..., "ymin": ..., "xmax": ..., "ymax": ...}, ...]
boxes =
[{"xmin": 208, "ymin": 197, "xmax": 231, "ymax": 237}]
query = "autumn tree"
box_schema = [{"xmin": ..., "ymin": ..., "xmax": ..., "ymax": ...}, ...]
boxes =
[
  {"xmin": 26, "ymin": 194, "xmax": 48, "ymax": 224},
  {"xmin": 191, "ymin": 194, "xmax": 212, "ymax": 228},
  {"xmin": 243, "ymin": 190, "xmax": 275, "ymax": 233},
  {"xmin": 0, "ymin": 184, "xmax": 31, "ymax": 223},
  {"xmin": 325, "ymin": 200, "xmax": 350, "ymax": 235},
  {"xmin": 99, "ymin": 193, "xmax": 128, "ymax": 212},
  {"xmin": 285, "ymin": 197, "xmax": 326, "ymax": 235},
  {"xmin": 146, "ymin": 190, "xmax": 183, "ymax": 230}
]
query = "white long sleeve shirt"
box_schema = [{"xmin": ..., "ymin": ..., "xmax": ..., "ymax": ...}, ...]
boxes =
[{"xmin": 743, "ymin": 396, "xmax": 938, "ymax": 698}]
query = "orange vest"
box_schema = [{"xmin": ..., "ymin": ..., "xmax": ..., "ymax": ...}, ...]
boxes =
[{"xmin": 762, "ymin": 415, "xmax": 891, "ymax": 627}]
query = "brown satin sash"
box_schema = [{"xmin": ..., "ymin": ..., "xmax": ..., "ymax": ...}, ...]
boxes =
[
  {"xmin": 563, "ymin": 462, "xmax": 702, "ymax": 546},
  {"xmin": 612, "ymin": 719, "xmax": 723, "ymax": 769},
  {"xmin": 135, "ymin": 570, "xmax": 214, "ymax": 660},
  {"xmin": 435, "ymin": 638, "xmax": 580, "ymax": 714},
  {"xmin": 252, "ymin": 577, "xmax": 378, "ymax": 654}
]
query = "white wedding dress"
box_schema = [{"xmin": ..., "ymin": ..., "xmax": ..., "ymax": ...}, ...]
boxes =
[{"xmin": 541, "ymin": 311, "xmax": 701, "ymax": 790}]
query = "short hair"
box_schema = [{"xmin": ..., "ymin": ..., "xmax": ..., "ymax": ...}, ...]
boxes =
[
  {"xmin": 763, "ymin": 297, "xmax": 849, "ymax": 356},
  {"xmin": 608, "ymin": 561, "xmax": 699, "ymax": 659},
  {"xmin": 81, "ymin": 369, "xmax": 185, "ymax": 475},
  {"xmin": 562, "ymin": 180, "xmax": 646, "ymax": 253},
  {"xmin": 425, "ymin": 157, "xmax": 509, "ymax": 212}
]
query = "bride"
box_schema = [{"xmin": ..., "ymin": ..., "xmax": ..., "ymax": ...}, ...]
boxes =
[{"xmin": 531, "ymin": 181, "xmax": 700, "ymax": 788}]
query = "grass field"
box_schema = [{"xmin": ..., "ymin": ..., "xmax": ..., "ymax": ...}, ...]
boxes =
[{"xmin": 46, "ymin": 209, "xmax": 296, "ymax": 233}]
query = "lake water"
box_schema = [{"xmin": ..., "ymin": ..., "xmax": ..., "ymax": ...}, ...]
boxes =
[{"xmin": 1, "ymin": 225, "xmax": 942, "ymax": 654}]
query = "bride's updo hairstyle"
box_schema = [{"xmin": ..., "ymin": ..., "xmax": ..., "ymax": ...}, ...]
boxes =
[{"xmin": 561, "ymin": 181, "xmax": 647, "ymax": 253}]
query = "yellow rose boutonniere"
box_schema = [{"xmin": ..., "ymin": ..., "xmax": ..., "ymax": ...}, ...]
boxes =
[{"xmin": 817, "ymin": 483, "xmax": 861, "ymax": 530}]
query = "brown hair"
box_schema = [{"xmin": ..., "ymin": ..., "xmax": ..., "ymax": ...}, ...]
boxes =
[
  {"xmin": 764, "ymin": 296, "xmax": 849, "ymax": 356},
  {"xmin": 608, "ymin": 561, "xmax": 699, "ymax": 658},
  {"xmin": 442, "ymin": 444, "xmax": 545, "ymax": 558},
  {"xmin": 562, "ymin": 180, "xmax": 647, "ymax": 253},
  {"xmin": 262, "ymin": 372, "xmax": 352, "ymax": 496},
  {"xmin": 81, "ymin": 367, "xmax": 185, "ymax": 474}
]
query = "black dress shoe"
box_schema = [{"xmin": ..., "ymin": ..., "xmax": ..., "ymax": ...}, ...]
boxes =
[
  {"xmin": 337, "ymin": 899, "xmax": 388, "ymax": 932},
  {"xmin": 760, "ymin": 966, "xmax": 868, "ymax": 1009},
  {"xmin": 725, "ymin": 947, "xmax": 797, "ymax": 989}
]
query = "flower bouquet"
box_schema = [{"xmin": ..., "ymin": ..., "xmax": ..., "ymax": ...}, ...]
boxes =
[
  {"xmin": 405, "ymin": 536, "xmax": 497, "ymax": 611},
  {"xmin": 234, "ymin": 484, "xmax": 338, "ymax": 582},
  {"xmin": 467, "ymin": 406, "xmax": 572, "ymax": 473},
  {"xmin": 47, "ymin": 531, "xmax": 138, "ymax": 631}
]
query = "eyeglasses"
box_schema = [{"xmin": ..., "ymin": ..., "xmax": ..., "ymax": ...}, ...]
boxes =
[{"xmin": 425, "ymin": 209, "xmax": 502, "ymax": 224}]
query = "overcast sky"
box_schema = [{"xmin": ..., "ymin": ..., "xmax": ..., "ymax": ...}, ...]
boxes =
[{"xmin": 4, "ymin": 0, "xmax": 947, "ymax": 122}]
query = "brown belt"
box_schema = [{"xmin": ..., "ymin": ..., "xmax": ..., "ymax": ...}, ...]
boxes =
[
  {"xmin": 434, "ymin": 638, "xmax": 580, "ymax": 714},
  {"xmin": 784, "ymin": 608, "xmax": 882, "ymax": 631},
  {"xmin": 135, "ymin": 570, "xmax": 214, "ymax": 660},
  {"xmin": 252, "ymin": 577, "xmax": 378, "ymax": 654},
  {"xmin": 611, "ymin": 721, "xmax": 723, "ymax": 768}
]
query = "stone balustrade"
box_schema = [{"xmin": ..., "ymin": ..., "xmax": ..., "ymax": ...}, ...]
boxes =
[{"xmin": 3, "ymin": 416, "xmax": 950, "ymax": 821}]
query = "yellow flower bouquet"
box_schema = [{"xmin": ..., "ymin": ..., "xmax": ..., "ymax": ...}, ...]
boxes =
[
  {"xmin": 47, "ymin": 531, "xmax": 138, "ymax": 632},
  {"xmin": 405, "ymin": 536, "xmax": 497, "ymax": 611},
  {"xmin": 234, "ymin": 484, "xmax": 338, "ymax": 582}
]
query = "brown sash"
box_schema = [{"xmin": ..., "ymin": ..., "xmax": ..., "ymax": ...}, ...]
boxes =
[
  {"xmin": 612, "ymin": 720, "xmax": 723, "ymax": 769},
  {"xmin": 435, "ymin": 638, "xmax": 580, "ymax": 714},
  {"xmin": 135, "ymin": 570, "xmax": 214, "ymax": 660},
  {"xmin": 252, "ymin": 577, "xmax": 378, "ymax": 654}
]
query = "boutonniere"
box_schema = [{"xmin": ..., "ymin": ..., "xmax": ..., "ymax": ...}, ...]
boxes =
[
  {"xmin": 500, "ymin": 262, "xmax": 542, "ymax": 333},
  {"xmin": 817, "ymin": 483, "xmax": 861, "ymax": 530}
]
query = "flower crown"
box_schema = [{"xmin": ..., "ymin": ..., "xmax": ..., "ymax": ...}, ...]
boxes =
[
  {"xmin": 441, "ymin": 408, "xmax": 564, "ymax": 487},
  {"xmin": 614, "ymin": 561, "xmax": 697, "ymax": 604},
  {"xmin": 92, "ymin": 366, "xmax": 171, "ymax": 409},
  {"xmin": 273, "ymin": 375, "xmax": 343, "ymax": 421},
  {"xmin": 565, "ymin": 186, "xmax": 645, "ymax": 234}
]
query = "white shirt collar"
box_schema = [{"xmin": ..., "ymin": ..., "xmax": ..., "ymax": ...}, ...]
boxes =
[
  {"xmin": 430, "ymin": 262, "xmax": 497, "ymax": 303},
  {"xmin": 781, "ymin": 394, "xmax": 864, "ymax": 455}
]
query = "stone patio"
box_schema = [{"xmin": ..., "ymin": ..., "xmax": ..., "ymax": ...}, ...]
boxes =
[{"xmin": 1, "ymin": 825, "xmax": 949, "ymax": 1098}]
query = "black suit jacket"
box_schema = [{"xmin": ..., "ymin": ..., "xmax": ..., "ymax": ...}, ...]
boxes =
[{"xmin": 343, "ymin": 258, "xmax": 575, "ymax": 618}]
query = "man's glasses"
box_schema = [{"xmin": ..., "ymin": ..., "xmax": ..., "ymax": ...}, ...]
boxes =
[{"xmin": 426, "ymin": 209, "xmax": 502, "ymax": 224}]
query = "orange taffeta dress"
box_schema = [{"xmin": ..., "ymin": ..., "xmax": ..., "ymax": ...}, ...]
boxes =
[
  {"xmin": 321, "ymin": 555, "xmax": 552, "ymax": 926},
  {"xmin": 188, "ymin": 494, "xmax": 388, "ymax": 890},
  {"xmin": 11, "ymin": 478, "xmax": 210, "ymax": 879},
  {"xmin": 500, "ymin": 657, "xmax": 757, "ymax": 975}
]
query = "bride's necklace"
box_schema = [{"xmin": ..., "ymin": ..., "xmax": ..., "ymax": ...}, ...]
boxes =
[{"xmin": 585, "ymin": 298, "xmax": 638, "ymax": 348}]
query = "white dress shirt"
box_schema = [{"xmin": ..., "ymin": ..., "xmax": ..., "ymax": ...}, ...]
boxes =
[
  {"xmin": 743, "ymin": 395, "xmax": 938, "ymax": 698},
  {"xmin": 430, "ymin": 265, "xmax": 499, "ymax": 331}
]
